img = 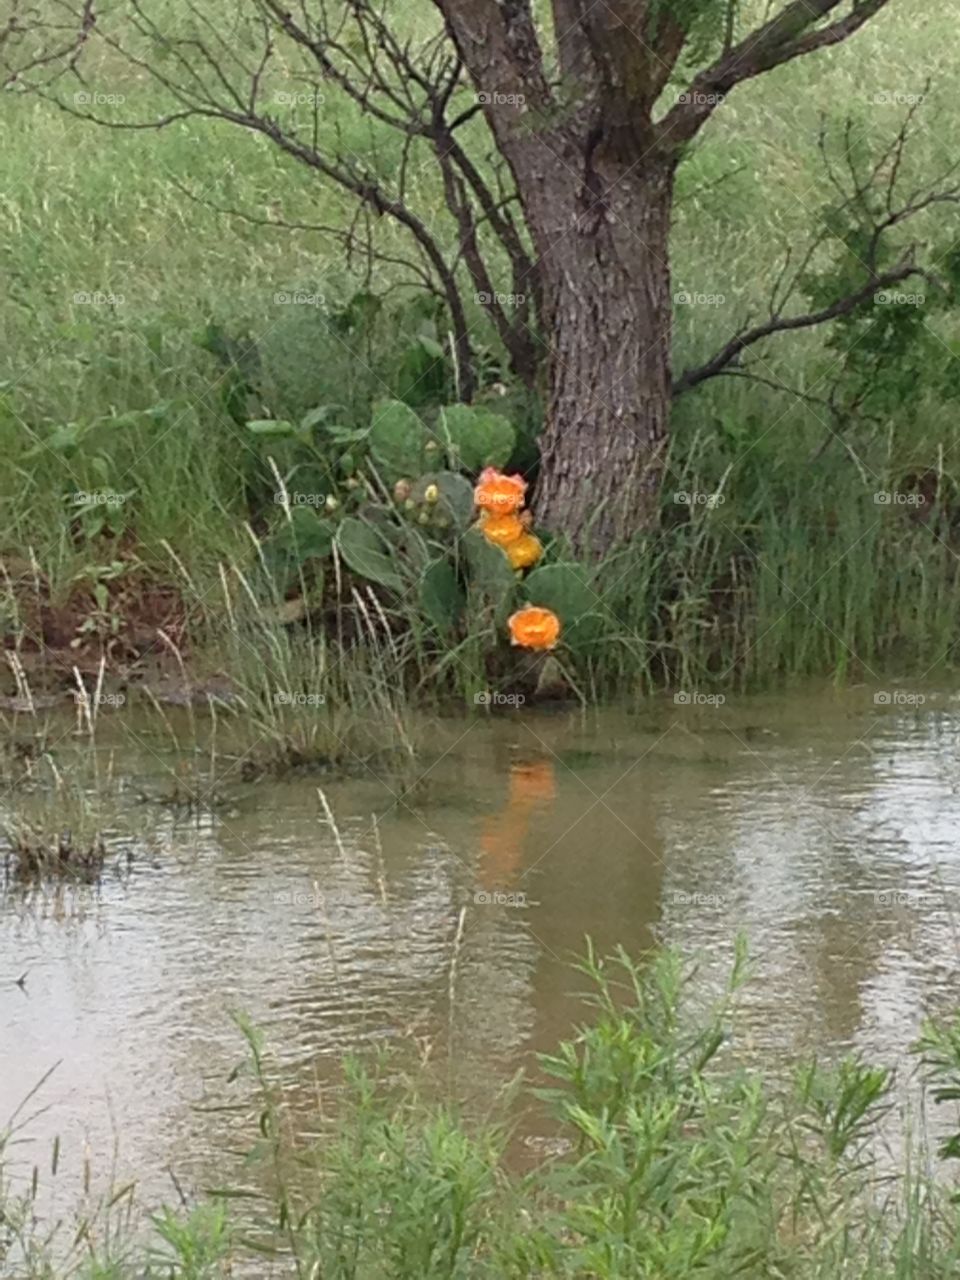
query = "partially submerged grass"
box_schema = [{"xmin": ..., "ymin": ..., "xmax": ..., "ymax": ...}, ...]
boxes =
[
  {"xmin": 0, "ymin": 667, "xmax": 123, "ymax": 884},
  {"xmin": 200, "ymin": 559, "xmax": 423, "ymax": 775},
  {"xmin": 0, "ymin": 749, "xmax": 124, "ymax": 886},
  {"xmin": 5, "ymin": 942, "xmax": 960, "ymax": 1277}
]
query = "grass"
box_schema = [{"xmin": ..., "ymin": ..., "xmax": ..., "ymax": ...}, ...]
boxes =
[
  {"xmin": 0, "ymin": 663, "xmax": 122, "ymax": 883},
  {"xmin": 5, "ymin": 942, "xmax": 960, "ymax": 1277},
  {"xmin": 3, "ymin": 0, "xmax": 960, "ymax": 706},
  {"xmin": 202, "ymin": 607, "xmax": 425, "ymax": 775},
  {"xmin": 0, "ymin": 609, "xmax": 431, "ymax": 885}
]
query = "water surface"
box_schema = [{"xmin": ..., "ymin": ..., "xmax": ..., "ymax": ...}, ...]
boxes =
[{"xmin": 3, "ymin": 685, "xmax": 959, "ymax": 1208}]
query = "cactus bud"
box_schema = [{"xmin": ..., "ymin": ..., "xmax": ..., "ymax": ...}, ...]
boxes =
[
  {"xmin": 393, "ymin": 478, "xmax": 412, "ymax": 503},
  {"xmin": 424, "ymin": 483, "xmax": 439, "ymax": 505}
]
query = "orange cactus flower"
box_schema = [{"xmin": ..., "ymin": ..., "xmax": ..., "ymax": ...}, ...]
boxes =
[
  {"xmin": 506, "ymin": 533, "xmax": 543, "ymax": 571},
  {"xmin": 480, "ymin": 512, "xmax": 525, "ymax": 548},
  {"xmin": 474, "ymin": 468, "xmax": 527, "ymax": 514},
  {"xmin": 508, "ymin": 605, "xmax": 561, "ymax": 651}
]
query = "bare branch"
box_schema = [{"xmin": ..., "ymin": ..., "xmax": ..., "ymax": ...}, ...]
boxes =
[
  {"xmin": 659, "ymin": 0, "xmax": 894, "ymax": 151},
  {"xmin": 167, "ymin": 177, "xmax": 442, "ymax": 298},
  {"xmin": 674, "ymin": 100, "xmax": 959, "ymax": 397},
  {"xmin": 13, "ymin": 0, "xmax": 487, "ymax": 397},
  {"xmin": 674, "ymin": 261, "xmax": 924, "ymax": 396},
  {"xmin": 1, "ymin": 0, "xmax": 95, "ymax": 87}
]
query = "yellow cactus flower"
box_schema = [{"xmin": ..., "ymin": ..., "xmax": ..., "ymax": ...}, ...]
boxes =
[
  {"xmin": 479, "ymin": 512, "xmax": 525, "ymax": 548},
  {"xmin": 506, "ymin": 533, "xmax": 543, "ymax": 570},
  {"xmin": 424, "ymin": 483, "xmax": 440, "ymax": 505}
]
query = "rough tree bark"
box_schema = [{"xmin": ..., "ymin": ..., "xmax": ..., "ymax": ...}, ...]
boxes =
[
  {"xmin": 533, "ymin": 161, "xmax": 675, "ymax": 547},
  {"xmin": 430, "ymin": 0, "xmax": 687, "ymax": 552}
]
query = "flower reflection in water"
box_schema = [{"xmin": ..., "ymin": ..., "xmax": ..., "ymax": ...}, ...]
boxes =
[{"xmin": 479, "ymin": 759, "xmax": 557, "ymax": 890}]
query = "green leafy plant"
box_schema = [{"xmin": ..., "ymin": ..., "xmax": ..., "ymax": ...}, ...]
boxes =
[
  {"xmin": 369, "ymin": 398, "xmax": 433, "ymax": 480},
  {"xmin": 11, "ymin": 943, "xmax": 960, "ymax": 1276},
  {"xmin": 336, "ymin": 516, "xmax": 406, "ymax": 592},
  {"xmin": 441, "ymin": 404, "xmax": 516, "ymax": 472},
  {"xmin": 914, "ymin": 1016, "xmax": 960, "ymax": 1165},
  {"xmin": 522, "ymin": 563, "xmax": 604, "ymax": 649}
]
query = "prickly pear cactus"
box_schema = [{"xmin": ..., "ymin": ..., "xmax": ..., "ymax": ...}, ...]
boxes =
[
  {"xmin": 336, "ymin": 516, "xmax": 405, "ymax": 591},
  {"xmin": 420, "ymin": 559, "xmax": 465, "ymax": 634},
  {"xmin": 262, "ymin": 506, "xmax": 334, "ymax": 588},
  {"xmin": 462, "ymin": 528, "xmax": 516, "ymax": 624},
  {"xmin": 441, "ymin": 404, "xmax": 516, "ymax": 472},
  {"xmin": 368, "ymin": 399, "xmax": 431, "ymax": 479},
  {"xmin": 522, "ymin": 563, "xmax": 601, "ymax": 645},
  {"xmin": 411, "ymin": 471, "xmax": 475, "ymax": 529}
]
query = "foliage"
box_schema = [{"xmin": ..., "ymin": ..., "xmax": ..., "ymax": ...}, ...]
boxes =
[
  {"xmin": 241, "ymin": 386, "xmax": 591, "ymax": 672},
  {"xmin": 7, "ymin": 942, "xmax": 960, "ymax": 1277},
  {"xmin": 336, "ymin": 515, "xmax": 407, "ymax": 592},
  {"xmin": 441, "ymin": 405, "xmax": 516, "ymax": 473}
]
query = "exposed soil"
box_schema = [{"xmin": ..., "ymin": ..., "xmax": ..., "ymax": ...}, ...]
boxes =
[{"xmin": 0, "ymin": 551, "xmax": 213, "ymax": 704}]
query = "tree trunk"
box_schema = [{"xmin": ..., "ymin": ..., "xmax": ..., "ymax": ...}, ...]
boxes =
[{"xmin": 532, "ymin": 161, "xmax": 675, "ymax": 556}]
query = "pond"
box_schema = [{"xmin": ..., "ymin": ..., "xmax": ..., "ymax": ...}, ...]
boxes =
[{"xmin": 2, "ymin": 683, "xmax": 960, "ymax": 1208}]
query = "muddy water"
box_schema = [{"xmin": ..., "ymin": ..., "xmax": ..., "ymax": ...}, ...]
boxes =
[{"xmin": 3, "ymin": 685, "xmax": 960, "ymax": 1207}]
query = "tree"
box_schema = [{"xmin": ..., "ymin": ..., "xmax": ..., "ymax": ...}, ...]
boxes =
[{"xmin": 6, "ymin": 0, "xmax": 954, "ymax": 554}]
